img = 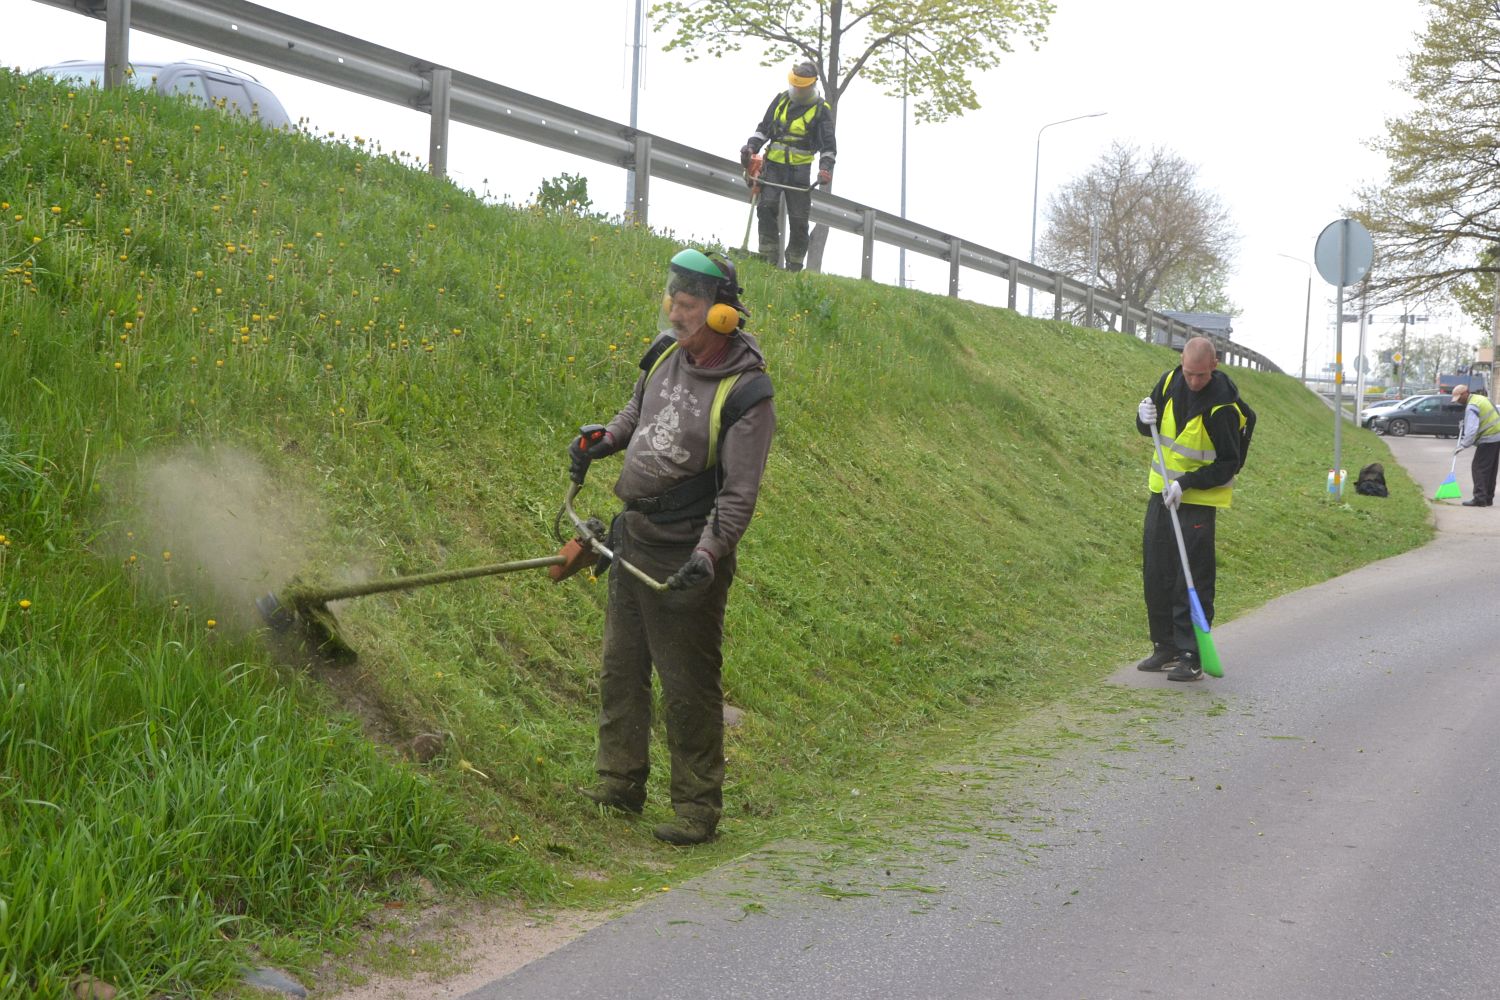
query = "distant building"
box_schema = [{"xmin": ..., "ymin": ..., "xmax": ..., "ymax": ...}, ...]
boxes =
[{"xmin": 1161, "ymin": 311, "xmax": 1234, "ymax": 351}]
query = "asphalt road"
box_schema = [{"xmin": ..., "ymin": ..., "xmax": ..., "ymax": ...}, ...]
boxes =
[{"xmin": 464, "ymin": 433, "xmax": 1500, "ymax": 1000}]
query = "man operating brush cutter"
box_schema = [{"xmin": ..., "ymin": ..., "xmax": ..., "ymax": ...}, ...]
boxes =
[
  {"xmin": 1133, "ymin": 337, "xmax": 1255, "ymax": 682},
  {"xmin": 567, "ymin": 247, "xmax": 775, "ymax": 846}
]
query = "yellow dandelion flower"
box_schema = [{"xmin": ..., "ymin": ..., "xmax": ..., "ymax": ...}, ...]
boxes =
[
  {"xmin": 18, "ymin": 599, "xmax": 30, "ymax": 610},
  {"xmin": 50, "ymin": 206, "xmax": 61, "ymax": 214},
  {"xmin": 194, "ymin": 270, "xmax": 204, "ymax": 278},
  {"xmin": 206, "ymin": 618, "xmax": 217, "ymax": 629},
  {"xmin": 113, "ymin": 361, "xmax": 122, "ymax": 371},
  {"xmin": 162, "ymin": 551, "xmax": 171, "ymax": 561}
]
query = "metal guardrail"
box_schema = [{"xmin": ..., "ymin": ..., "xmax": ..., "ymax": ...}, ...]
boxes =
[{"xmin": 33, "ymin": 0, "xmax": 1277, "ymax": 372}]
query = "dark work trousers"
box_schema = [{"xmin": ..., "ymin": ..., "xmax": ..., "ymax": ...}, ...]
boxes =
[
  {"xmin": 1141, "ymin": 493, "xmax": 1218, "ymax": 654},
  {"xmin": 756, "ymin": 159, "xmax": 813, "ymax": 269},
  {"xmin": 596, "ymin": 514, "xmax": 737, "ymax": 827},
  {"xmin": 1471, "ymin": 440, "xmax": 1500, "ymax": 504}
]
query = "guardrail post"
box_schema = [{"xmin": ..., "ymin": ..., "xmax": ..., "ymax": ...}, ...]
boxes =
[
  {"xmin": 630, "ymin": 135, "xmax": 651, "ymax": 226},
  {"xmin": 425, "ymin": 68, "xmax": 451, "ymax": 178},
  {"xmin": 861, "ymin": 209, "xmax": 876, "ymax": 280},
  {"xmin": 948, "ymin": 237, "xmax": 961, "ymax": 297},
  {"xmin": 1054, "ymin": 281, "xmax": 1064, "ymax": 321},
  {"xmin": 1085, "ymin": 286, "xmax": 1096, "ymax": 328},
  {"xmin": 105, "ymin": 0, "xmax": 131, "ymax": 90},
  {"xmin": 1006, "ymin": 259, "xmax": 1018, "ymax": 312}
]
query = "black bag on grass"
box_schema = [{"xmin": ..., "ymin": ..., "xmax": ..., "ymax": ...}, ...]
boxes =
[{"xmin": 1355, "ymin": 463, "xmax": 1388, "ymax": 497}]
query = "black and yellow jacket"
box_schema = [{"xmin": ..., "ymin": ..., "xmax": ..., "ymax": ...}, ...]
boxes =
[
  {"xmin": 1137, "ymin": 367, "xmax": 1254, "ymax": 508},
  {"xmin": 749, "ymin": 92, "xmax": 837, "ymax": 172}
]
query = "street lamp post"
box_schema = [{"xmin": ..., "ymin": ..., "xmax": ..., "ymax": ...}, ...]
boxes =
[
  {"xmin": 1029, "ymin": 112, "xmax": 1107, "ymax": 317},
  {"xmin": 1278, "ymin": 253, "xmax": 1313, "ymax": 382}
]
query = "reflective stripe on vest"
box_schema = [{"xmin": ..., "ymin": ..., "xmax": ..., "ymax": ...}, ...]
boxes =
[
  {"xmin": 766, "ymin": 97, "xmax": 821, "ymax": 165},
  {"xmin": 645, "ymin": 342, "xmax": 744, "ymax": 469},
  {"xmin": 1474, "ymin": 393, "xmax": 1500, "ymax": 443},
  {"xmin": 1146, "ymin": 372, "xmax": 1247, "ymax": 508}
]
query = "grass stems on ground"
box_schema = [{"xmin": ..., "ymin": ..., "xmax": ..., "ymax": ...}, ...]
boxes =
[{"xmin": 0, "ymin": 69, "xmax": 1430, "ymax": 997}]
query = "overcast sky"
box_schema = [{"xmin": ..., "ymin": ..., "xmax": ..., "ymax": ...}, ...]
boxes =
[{"xmin": 7, "ymin": 0, "xmax": 1440, "ymax": 376}]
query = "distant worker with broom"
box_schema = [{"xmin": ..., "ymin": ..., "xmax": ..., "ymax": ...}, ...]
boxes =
[
  {"xmin": 1133, "ymin": 337, "xmax": 1255, "ymax": 682},
  {"xmin": 740, "ymin": 59, "xmax": 836, "ymax": 272},
  {"xmin": 1451, "ymin": 382, "xmax": 1500, "ymax": 506},
  {"xmin": 567, "ymin": 248, "xmax": 775, "ymax": 845}
]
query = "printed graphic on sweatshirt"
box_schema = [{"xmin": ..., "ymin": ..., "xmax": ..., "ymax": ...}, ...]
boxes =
[{"xmin": 636, "ymin": 380, "xmax": 702, "ymax": 468}]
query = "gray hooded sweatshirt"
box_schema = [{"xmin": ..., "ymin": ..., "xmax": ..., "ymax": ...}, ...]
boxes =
[{"xmin": 604, "ymin": 332, "xmax": 776, "ymax": 562}]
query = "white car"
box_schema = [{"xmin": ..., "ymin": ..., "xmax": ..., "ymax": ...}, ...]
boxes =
[{"xmin": 34, "ymin": 59, "xmax": 290, "ymax": 129}]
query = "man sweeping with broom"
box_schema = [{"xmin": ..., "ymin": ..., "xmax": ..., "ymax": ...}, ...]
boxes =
[{"xmin": 1133, "ymin": 337, "xmax": 1255, "ymax": 682}]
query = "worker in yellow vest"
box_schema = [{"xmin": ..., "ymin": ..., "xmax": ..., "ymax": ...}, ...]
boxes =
[
  {"xmin": 1452, "ymin": 382, "xmax": 1500, "ymax": 506},
  {"xmin": 1133, "ymin": 337, "xmax": 1255, "ymax": 682},
  {"xmin": 740, "ymin": 60, "xmax": 837, "ymax": 272}
]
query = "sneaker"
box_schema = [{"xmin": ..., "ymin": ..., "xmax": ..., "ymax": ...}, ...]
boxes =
[
  {"xmin": 1134, "ymin": 643, "xmax": 1178, "ymax": 672},
  {"xmin": 580, "ymin": 782, "xmax": 644, "ymax": 815},
  {"xmin": 1167, "ymin": 652, "xmax": 1203, "ymax": 682},
  {"xmin": 652, "ymin": 816, "xmax": 716, "ymax": 845}
]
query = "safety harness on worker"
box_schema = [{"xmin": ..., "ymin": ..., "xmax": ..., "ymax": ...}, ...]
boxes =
[
  {"xmin": 765, "ymin": 95, "xmax": 824, "ymax": 166},
  {"xmin": 622, "ymin": 335, "xmax": 774, "ymax": 524},
  {"xmin": 1147, "ymin": 370, "xmax": 1255, "ymax": 509}
]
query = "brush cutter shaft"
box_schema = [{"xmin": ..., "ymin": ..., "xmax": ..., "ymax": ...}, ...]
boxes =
[
  {"xmin": 562, "ymin": 483, "xmax": 670, "ymax": 592},
  {"xmin": 292, "ymin": 555, "xmax": 566, "ymax": 603}
]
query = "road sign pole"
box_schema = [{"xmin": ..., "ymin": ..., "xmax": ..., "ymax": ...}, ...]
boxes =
[{"xmin": 1333, "ymin": 223, "xmax": 1346, "ymax": 497}]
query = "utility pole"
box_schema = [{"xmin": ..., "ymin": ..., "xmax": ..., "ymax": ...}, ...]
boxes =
[{"xmin": 624, "ymin": 0, "xmax": 645, "ymax": 216}]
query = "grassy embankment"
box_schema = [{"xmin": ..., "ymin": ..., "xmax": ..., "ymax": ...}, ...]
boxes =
[{"xmin": 0, "ymin": 69, "xmax": 1431, "ymax": 997}]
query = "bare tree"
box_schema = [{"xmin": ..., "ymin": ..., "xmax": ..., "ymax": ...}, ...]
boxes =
[{"xmin": 1038, "ymin": 142, "xmax": 1237, "ymax": 330}]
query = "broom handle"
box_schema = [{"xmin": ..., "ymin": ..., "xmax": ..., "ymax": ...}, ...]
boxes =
[{"xmin": 1150, "ymin": 424, "xmax": 1199, "ymax": 592}]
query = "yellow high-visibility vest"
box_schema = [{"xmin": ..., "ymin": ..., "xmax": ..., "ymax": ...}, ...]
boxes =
[
  {"xmin": 1147, "ymin": 372, "xmax": 1248, "ymax": 508},
  {"xmin": 1472, "ymin": 393, "xmax": 1500, "ymax": 443},
  {"xmin": 766, "ymin": 97, "xmax": 823, "ymax": 166}
]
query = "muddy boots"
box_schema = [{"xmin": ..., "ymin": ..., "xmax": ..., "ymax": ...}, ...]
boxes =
[
  {"xmin": 653, "ymin": 815, "xmax": 716, "ymax": 846},
  {"xmin": 1134, "ymin": 642, "xmax": 1178, "ymax": 672},
  {"xmin": 580, "ymin": 780, "xmax": 644, "ymax": 815},
  {"xmin": 1167, "ymin": 651, "xmax": 1203, "ymax": 682}
]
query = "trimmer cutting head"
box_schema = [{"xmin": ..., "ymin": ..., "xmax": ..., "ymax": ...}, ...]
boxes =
[{"xmin": 255, "ymin": 581, "xmax": 357, "ymax": 663}]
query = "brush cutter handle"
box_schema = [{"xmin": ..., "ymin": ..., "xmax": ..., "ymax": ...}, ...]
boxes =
[
  {"xmin": 286, "ymin": 555, "xmax": 569, "ymax": 604},
  {"xmin": 561, "ymin": 483, "xmax": 670, "ymax": 592}
]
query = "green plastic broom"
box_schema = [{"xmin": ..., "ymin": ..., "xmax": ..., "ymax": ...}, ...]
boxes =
[
  {"xmin": 1434, "ymin": 453, "xmax": 1462, "ymax": 500},
  {"xmin": 1150, "ymin": 426, "xmax": 1224, "ymax": 678}
]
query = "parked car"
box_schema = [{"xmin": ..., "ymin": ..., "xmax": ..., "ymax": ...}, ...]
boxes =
[
  {"xmin": 1359, "ymin": 396, "xmax": 1420, "ymax": 428},
  {"xmin": 33, "ymin": 59, "xmax": 290, "ymax": 129},
  {"xmin": 1370, "ymin": 394, "xmax": 1465, "ymax": 437}
]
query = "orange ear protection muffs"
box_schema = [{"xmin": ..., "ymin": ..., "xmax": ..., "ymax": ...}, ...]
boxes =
[{"xmin": 706, "ymin": 254, "xmax": 748, "ymax": 334}]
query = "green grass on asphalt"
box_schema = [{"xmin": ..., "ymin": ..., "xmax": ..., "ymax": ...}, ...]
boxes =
[{"xmin": 0, "ymin": 69, "xmax": 1431, "ymax": 997}]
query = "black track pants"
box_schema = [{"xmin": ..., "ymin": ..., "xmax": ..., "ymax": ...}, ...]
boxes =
[
  {"xmin": 1471, "ymin": 441, "xmax": 1500, "ymax": 504},
  {"xmin": 756, "ymin": 159, "xmax": 813, "ymax": 266},
  {"xmin": 1141, "ymin": 493, "xmax": 1217, "ymax": 653}
]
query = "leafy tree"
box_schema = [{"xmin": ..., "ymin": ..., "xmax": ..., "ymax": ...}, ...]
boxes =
[
  {"xmin": 1351, "ymin": 0, "xmax": 1500, "ymax": 339},
  {"xmin": 649, "ymin": 0, "xmax": 1055, "ymax": 269},
  {"xmin": 1037, "ymin": 142, "xmax": 1237, "ymax": 331}
]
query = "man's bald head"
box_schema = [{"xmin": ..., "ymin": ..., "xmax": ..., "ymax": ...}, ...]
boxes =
[{"xmin": 1181, "ymin": 337, "xmax": 1218, "ymax": 392}]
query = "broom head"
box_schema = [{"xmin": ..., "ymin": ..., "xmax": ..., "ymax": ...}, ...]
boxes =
[
  {"xmin": 1188, "ymin": 589, "xmax": 1224, "ymax": 678},
  {"xmin": 1434, "ymin": 474, "xmax": 1462, "ymax": 500}
]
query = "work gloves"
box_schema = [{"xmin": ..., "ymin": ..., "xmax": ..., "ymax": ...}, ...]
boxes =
[
  {"xmin": 740, "ymin": 144, "xmax": 755, "ymax": 168},
  {"xmin": 1138, "ymin": 396, "xmax": 1158, "ymax": 426},
  {"xmin": 568, "ymin": 428, "xmax": 615, "ymax": 484},
  {"xmin": 1162, "ymin": 480, "xmax": 1183, "ymax": 511},
  {"xmin": 667, "ymin": 548, "xmax": 715, "ymax": 591},
  {"xmin": 818, "ymin": 168, "xmax": 832, "ymax": 187}
]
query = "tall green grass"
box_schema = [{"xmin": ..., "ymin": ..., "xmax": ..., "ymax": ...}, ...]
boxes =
[{"xmin": 0, "ymin": 69, "xmax": 1430, "ymax": 996}]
